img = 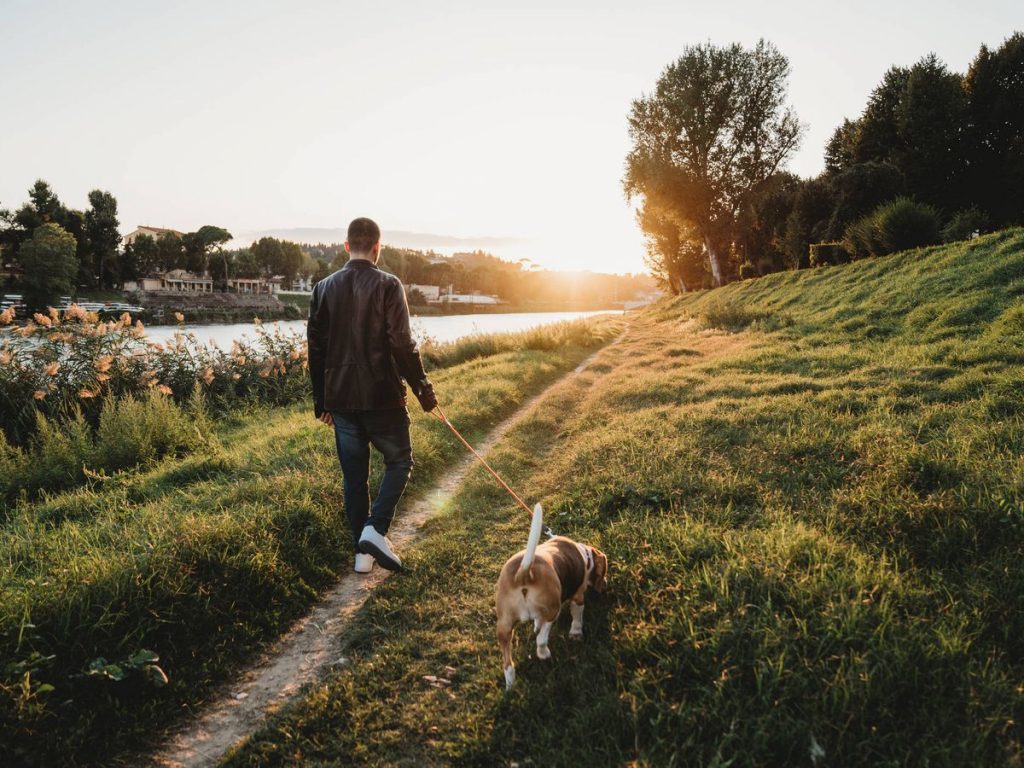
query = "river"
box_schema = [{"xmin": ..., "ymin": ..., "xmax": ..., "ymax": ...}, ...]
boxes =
[{"xmin": 143, "ymin": 310, "xmax": 616, "ymax": 347}]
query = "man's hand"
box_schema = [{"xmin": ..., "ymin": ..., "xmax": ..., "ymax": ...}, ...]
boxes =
[
  {"xmin": 318, "ymin": 412, "xmax": 334, "ymax": 427},
  {"xmin": 415, "ymin": 378, "xmax": 438, "ymax": 412}
]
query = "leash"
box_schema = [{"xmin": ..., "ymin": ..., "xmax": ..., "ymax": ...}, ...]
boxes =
[{"xmin": 430, "ymin": 403, "xmax": 554, "ymax": 537}]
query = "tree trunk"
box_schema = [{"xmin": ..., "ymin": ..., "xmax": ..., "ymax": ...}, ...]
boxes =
[{"xmin": 704, "ymin": 235, "xmax": 725, "ymax": 287}]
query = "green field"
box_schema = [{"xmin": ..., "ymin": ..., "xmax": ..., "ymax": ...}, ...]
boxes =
[
  {"xmin": 222, "ymin": 230, "xmax": 1024, "ymax": 767},
  {"xmin": 0, "ymin": 319, "xmax": 621, "ymax": 766}
]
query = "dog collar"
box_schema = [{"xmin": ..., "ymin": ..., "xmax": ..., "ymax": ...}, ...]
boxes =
[{"xmin": 576, "ymin": 543, "xmax": 592, "ymax": 574}]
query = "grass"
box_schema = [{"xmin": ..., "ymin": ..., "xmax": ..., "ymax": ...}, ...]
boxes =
[
  {"xmin": 223, "ymin": 230, "xmax": 1024, "ymax": 767},
  {"xmin": 0, "ymin": 316, "xmax": 622, "ymax": 767}
]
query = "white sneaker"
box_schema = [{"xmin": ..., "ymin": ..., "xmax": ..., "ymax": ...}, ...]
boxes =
[
  {"xmin": 353, "ymin": 553, "xmax": 375, "ymax": 574},
  {"xmin": 358, "ymin": 526, "xmax": 402, "ymax": 571}
]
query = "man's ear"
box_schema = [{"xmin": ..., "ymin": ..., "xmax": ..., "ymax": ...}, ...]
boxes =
[{"xmin": 344, "ymin": 241, "xmax": 351, "ymax": 254}]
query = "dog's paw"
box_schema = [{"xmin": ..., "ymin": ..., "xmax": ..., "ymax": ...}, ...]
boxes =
[
  {"xmin": 504, "ymin": 666, "xmax": 516, "ymax": 690},
  {"xmin": 569, "ymin": 629, "xmax": 583, "ymax": 640},
  {"xmin": 536, "ymin": 644, "xmax": 552, "ymax": 660}
]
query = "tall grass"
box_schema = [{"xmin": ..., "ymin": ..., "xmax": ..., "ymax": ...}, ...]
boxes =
[{"xmin": 419, "ymin": 316, "xmax": 620, "ymax": 370}]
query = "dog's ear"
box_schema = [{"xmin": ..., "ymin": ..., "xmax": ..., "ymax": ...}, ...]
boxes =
[{"xmin": 591, "ymin": 547, "xmax": 608, "ymax": 592}]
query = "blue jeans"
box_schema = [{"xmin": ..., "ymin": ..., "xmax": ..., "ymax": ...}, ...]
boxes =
[{"xmin": 332, "ymin": 409, "xmax": 414, "ymax": 551}]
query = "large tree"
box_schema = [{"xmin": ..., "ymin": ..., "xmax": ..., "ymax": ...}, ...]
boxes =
[
  {"xmin": 84, "ymin": 190, "xmax": 121, "ymax": 288},
  {"xmin": 624, "ymin": 39, "xmax": 802, "ymax": 286},
  {"xmin": 964, "ymin": 33, "xmax": 1024, "ymax": 225},
  {"xmin": 18, "ymin": 223, "xmax": 79, "ymax": 308}
]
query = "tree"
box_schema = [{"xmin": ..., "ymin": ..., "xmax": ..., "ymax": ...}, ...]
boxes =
[
  {"xmin": 845, "ymin": 56, "xmax": 967, "ymax": 211},
  {"xmin": 251, "ymin": 237, "xmax": 284, "ymax": 276},
  {"xmin": 624, "ymin": 40, "xmax": 802, "ymax": 285},
  {"xmin": 193, "ymin": 225, "xmax": 233, "ymax": 289},
  {"xmin": 18, "ymin": 223, "xmax": 78, "ymax": 308},
  {"xmin": 84, "ymin": 190, "xmax": 121, "ymax": 288},
  {"xmin": 156, "ymin": 232, "xmax": 185, "ymax": 271},
  {"xmin": 279, "ymin": 240, "xmax": 304, "ymax": 285},
  {"xmin": 636, "ymin": 201, "xmax": 706, "ymax": 292},
  {"xmin": 964, "ymin": 33, "xmax": 1024, "ymax": 225}
]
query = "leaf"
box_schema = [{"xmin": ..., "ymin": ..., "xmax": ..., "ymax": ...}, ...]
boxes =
[{"xmin": 129, "ymin": 649, "xmax": 159, "ymax": 667}]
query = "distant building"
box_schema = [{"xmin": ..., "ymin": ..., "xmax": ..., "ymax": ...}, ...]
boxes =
[
  {"xmin": 440, "ymin": 293, "xmax": 499, "ymax": 305},
  {"xmin": 122, "ymin": 225, "xmax": 185, "ymax": 246},
  {"xmin": 408, "ymin": 284, "xmax": 441, "ymax": 301},
  {"xmin": 123, "ymin": 269, "xmax": 281, "ymax": 295}
]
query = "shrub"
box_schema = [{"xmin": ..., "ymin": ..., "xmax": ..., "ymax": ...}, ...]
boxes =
[
  {"xmin": 0, "ymin": 307, "xmax": 308, "ymax": 446},
  {"xmin": 843, "ymin": 197, "xmax": 941, "ymax": 258},
  {"xmin": 93, "ymin": 389, "xmax": 204, "ymax": 473},
  {"xmin": 809, "ymin": 242, "xmax": 851, "ymax": 267},
  {"xmin": 738, "ymin": 261, "xmax": 758, "ymax": 280},
  {"xmin": 942, "ymin": 207, "xmax": 991, "ymax": 243}
]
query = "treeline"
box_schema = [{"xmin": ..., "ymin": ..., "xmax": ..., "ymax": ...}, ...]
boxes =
[
  {"xmin": 0, "ymin": 181, "xmax": 242, "ymax": 307},
  {"xmin": 627, "ymin": 33, "xmax": 1024, "ymax": 291},
  {"xmin": 129, "ymin": 234, "xmax": 307, "ymax": 287},
  {"xmin": 0, "ymin": 182, "xmax": 121, "ymax": 306},
  {"xmin": 305, "ymin": 244, "xmax": 652, "ymax": 306}
]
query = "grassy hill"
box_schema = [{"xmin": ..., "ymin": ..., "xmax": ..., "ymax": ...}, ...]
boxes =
[{"xmin": 227, "ymin": 230, "xmax": 1024, "ymax": 767}]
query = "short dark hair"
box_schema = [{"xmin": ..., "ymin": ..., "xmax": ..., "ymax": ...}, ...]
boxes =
[{"xmin": 347, "ymin": 217, "xmax": 381, "ymax": 255}]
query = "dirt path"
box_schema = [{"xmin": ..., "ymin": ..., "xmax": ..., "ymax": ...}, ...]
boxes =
[{"xmin": 149, "ymin": 339, "xmax": 622, "ymax": 768}]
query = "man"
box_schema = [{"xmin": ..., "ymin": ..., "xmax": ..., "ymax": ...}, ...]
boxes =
[{"xmin": 307, "ymin": 217, "xmax": 437, "ymax": 573}]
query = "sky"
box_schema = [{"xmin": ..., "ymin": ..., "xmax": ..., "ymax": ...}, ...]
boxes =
[{"xmin": 1, "ymin": 1, "xmax": 1021, "ymax": 274}]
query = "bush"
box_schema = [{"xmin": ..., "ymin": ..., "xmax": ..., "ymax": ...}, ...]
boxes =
[
  {"xmin": 93, "ymin": 389, "xmax": 206, "ymax": 474},
  {"xmin": 0, "ymin": 306, "xmax": 308, "ymax": 446},
  {"xmin": 809, "ymin": 242, "xmax": 851, "ymax": 267},
  {"xmin": 738, "ymin": 261, "xmax": 758, "ymax": 280},
  {"xmin": 942, "ymin": 207, "xmax": 991, "ymax": 243},
  {"xmin": 843, "ymin": 197, "xmax": 941, "ymax": 258}
]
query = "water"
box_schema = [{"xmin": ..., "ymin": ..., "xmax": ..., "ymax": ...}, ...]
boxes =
[{"xmin": 143, "ymin": 310, "xmax": 615, "ymax": 347}]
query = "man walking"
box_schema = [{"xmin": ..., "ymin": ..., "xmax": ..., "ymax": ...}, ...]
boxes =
[{"xmin": 307, "ymin": 217, "xmax": 437, "ymax": 573}]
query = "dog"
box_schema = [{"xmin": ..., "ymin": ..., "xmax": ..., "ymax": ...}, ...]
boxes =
[{"xmin": 494, "ymin": 503, "xmax": 608, "ymax": 690}]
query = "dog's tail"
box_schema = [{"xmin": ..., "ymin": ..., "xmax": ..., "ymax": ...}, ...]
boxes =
[{"xmin": 514, "ymin": 503, "xmax": 544, "ymax": 583}]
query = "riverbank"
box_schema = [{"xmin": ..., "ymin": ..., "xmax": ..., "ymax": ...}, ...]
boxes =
[
  {"xmin": 0, "ymin": 316, "xmax": 623, "ymax": 767},
  {"xmin": 224, "ymin": 230, "xmax": 1024, "ymax": 766}
]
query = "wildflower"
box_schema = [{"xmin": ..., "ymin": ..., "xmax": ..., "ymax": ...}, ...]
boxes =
[
  {"xmin": 17, "ymin": 323, "xmax": 36, "ymax": 338},
  {"xmin": 78, "ymin": 388, "xmax": 96, "ymax": 399},
  {"xmin": 48, "ymin": 307, "xmax": 59, "ymax": 321},
  {"xmin": 96, "ymin": 373, "xmax": 110, "ymax": 383},
  {"xmin": 0, "ymin": 351, "xmax": 10, "ymax": 365},
  {"xmin": 45, "ymin": 361, "xmax": 60, "ymax": 376},
  {"xmin": 253, "ymin": 316, "xmax": 262, "ymax": 325},
  {"xmin": 120, "ymin": 312, "xmax": 132, "ymax": 326},
  {"xmin": 33, "ymin": 390, "xmax": 46, "ymax": 400},
  {"xmin": 259, "ymin": 366, "xmax": 271, "ymax": 378},
  {"xmin": 201, "ymin": 367, "xmax": 215, "ymax": 385},
  {"xmin": 235, "ymin": 356, "xmax": 246, "ymax": 366},
  {"xmin": 231, "ymin": 372, "xmax": 241, "ymax": 381},
  {"xmin": 95, "ymin": 355, "xmax": 113, "ymax": 373},
  {"xmin": 174, "ymin": 312, "xmax": 185, "ymax": 322},
  {"xmin": 0, "ymin": 306, "xmax": 15, "ymax": 324},
  {"xmin": 96, "ymin": 321, "xmax": 108, "ymax": 335},
  {"xmin": 157, "ymin": 384, "xmax": 173, "ymax": 395},
  {"xmin": 65, "ymin": 304, "xmax": 87, "ymax": 321},
  {"xmin": 33, "ymin": 312, "xmax": 53, "ymax": 327},
  {"xmin": 289, "ymin": 349, "xmax": 301, "ymax": 361}
]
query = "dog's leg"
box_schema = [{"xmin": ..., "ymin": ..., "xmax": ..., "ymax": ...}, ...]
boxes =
[
  {"xmin": 569, "ymin": 600, "xmax": 584, "ymax": 639},
  {"xmin": 535, "ymin": 620, "xmax": 554, "ymax": 660},
  {"xmin": 497, "ymin": 616, "xmax": 515, "ymax": 690}
]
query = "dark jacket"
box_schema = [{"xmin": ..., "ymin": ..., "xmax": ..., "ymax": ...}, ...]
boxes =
[{"xmin": 307, "ymin": 259, "xmax": 428, "ymax": 414}]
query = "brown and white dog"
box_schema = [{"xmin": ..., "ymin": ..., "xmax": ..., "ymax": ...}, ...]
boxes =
[{"xmin": 495, "ymin": 503, "xmax": 607, "ymax": 690}]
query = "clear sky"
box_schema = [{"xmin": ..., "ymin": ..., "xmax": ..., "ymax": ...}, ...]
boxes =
[{"xmin": 1, "ymin": 1, "xmax": 1020, "ymax": 273}]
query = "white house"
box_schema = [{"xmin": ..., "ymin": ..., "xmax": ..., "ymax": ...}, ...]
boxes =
[{"xmin": 407, "ymin": 284, "xmax": 441, "ymax": 301}]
